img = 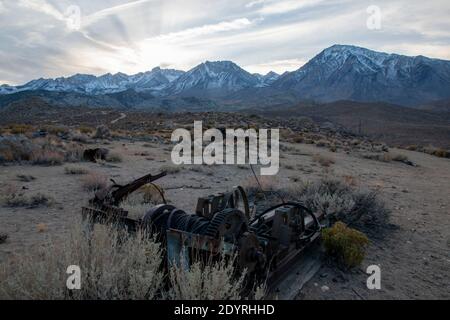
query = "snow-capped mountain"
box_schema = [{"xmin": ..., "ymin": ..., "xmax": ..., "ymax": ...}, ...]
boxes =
[
  {"xmin": 273, "ymin": 44, "xmax": 450, "ymax": 105},
  {"xmin": 167, "ymin": 61, "xmax": 259, "ymax": 95},
  {"xmin": 253, "ymin": 71, "xmax": 280, "ymax": 87},
  {"xmin": 7, "ymin": 68, "xmax": 185, "ymax": 95},
  {"xmin": 2, "ymin": 45, "xmax": 450, "ymax": 106}
]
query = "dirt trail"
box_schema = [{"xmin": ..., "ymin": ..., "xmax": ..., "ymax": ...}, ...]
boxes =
[{"xmin": 110, "ymin": 112, "xmax": 126, "ymax": 124}]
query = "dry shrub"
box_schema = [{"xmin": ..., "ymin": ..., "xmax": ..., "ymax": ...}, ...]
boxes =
[
  {"xmin": 0, "ymin": 220, "xmax": 164, "ymax": 299},
  {"xmin": 41, "ymin": 125, "xmax": 68, "ymax": 135},
  {"xmin": 105, "ymin": 152, "xmax": 123, "ymax": 163},
  {"xmin": 93, "ymin": 125, "xmax": 111, "ymax": 139},
  {"xmin": 9, "ymin": 124, "xmax": 34, "ymax": 135},
  {"xmin": 120, "ymin": 184, "xmax": 166, "ymax": 219},
  {"xmin": 31, "ymin": 149, "xmax": 64, "ymax": 166},
  {"xmin": 140, "ymin": 184, "xmax": 165, "ymax": 204},
  {"xmin": 120, "ymin": 196, "xmax": 151, "ymax": 220},
  {"xmin": 36, "ymin": 223, "xmax": 48, "ymax": 233},
  {"xmin": 312, "ymin": 154, "xmax": 335, "ymax": 167},
  {"xmin": 322, "ymin": 222, "xmax": 369, "ymax": 268},
  {"xmin": 343, "ymin": 175, "xmax": 357, "ymax": 187},
  {"xmin": 82, "ymin": 172, "xmax": 108, "ymax": 191},
  {"xmin": 423, "ymin": 146, "xmax": 450, "ymax": 158},
  {"xmin": 362, "ymin": 152, "xmax": 392, "ymax": 162},
  {"xmin": 363, "ymin": 152, "xmax": 412, "ymax": 164},
  {"xmin": 65, "ymin": 166, "xmax": 88, "ymax": 175},
  {"xmin": 405, "ymin": 145, "xmax": 418, "ymax": 151},
  {"xmin": 0, "ymin": 136, "xmax": 36, "ymax": 163},
  {"xmin": 16, "ymin": 174, "xmax": 36, "ymax": 182},
  {"xmin": 160, "ymin": 164, "xmax": 182, "ymax": 174},
  {"xmin": 241, "ymin": 175, "xmax": 279, "ymax": 196},
  {"xmin": 78, "ymin": 126, "xmax": 94, "ymax": 134},
  {"xmin": 1, "ymin": 187, "xmax": 54, "ymax": 208},
  {"xmin": 70, "ymin": 132, "xmax": 89, "ymax": 143},
  {"xmin": 293, "ymin": 178, "xmax": 389, "ymax": 232},
  {"xmin": 168, "ymin": 256, "xmax": 246, "ymax": 300},
  {"xmin": 315, "ymin": 139, "xmax": 330, "ymax": 148},
  {"xmin": 63, "ymin": 144, "xmax": 85, "ymax": 163}
]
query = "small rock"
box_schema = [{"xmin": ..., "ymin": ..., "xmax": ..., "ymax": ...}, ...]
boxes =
[{"xmin": 321, "ymin": 285, "xmax": 330, "ymax": 292}]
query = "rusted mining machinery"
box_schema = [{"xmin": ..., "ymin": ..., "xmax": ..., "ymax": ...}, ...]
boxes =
[{"xmin": 82, "ymin": 172, "xmax": 325, "ymax": 286}]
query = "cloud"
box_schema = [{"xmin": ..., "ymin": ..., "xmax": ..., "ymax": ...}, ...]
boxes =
[
  {"xmin": 1, "ymin": 0, "xmax": 450, "ymax": 85},
  {"xmin": 151, "ymin": 18, "xmax": 254, "ymax": 43},
  {"xmin": 245, "ymin": 0, "xmax": 266, "ymax": 8},
  {"xmin": 17, "ymin": 0, "xmax": 64, "ymax": 21},
  {"xmin": 83, "ymin": 0, "xmax": 155, "ymax": 27},
  {"xmin": 257, "ymin": 0, "xmax": 325, "ymax": 15},
  {"xmin": 0, "ymin": 1, "xmax": 6, "ymax": 14}
]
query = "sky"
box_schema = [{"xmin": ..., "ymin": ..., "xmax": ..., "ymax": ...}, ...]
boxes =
[{"xmin": 0, "ymin": 0, "xmax": 449, "ymax": 85}]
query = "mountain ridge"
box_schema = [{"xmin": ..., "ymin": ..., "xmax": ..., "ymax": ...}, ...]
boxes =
[{"xmin": 2, "ymin": 44, "xmax": 450, "ymax": 107}]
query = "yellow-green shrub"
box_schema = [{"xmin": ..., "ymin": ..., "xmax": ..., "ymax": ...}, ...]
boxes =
[{"xmin": 322, "ymin": 222, "xmax": 369, "ymax": 268}]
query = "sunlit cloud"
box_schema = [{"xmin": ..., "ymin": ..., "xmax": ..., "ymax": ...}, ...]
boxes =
[
  {"xmin": 17, "ymin": 0, "xmax": 64, "ymax": 21},
  {"xmin": 1, "ymin": 0, "xmax": 449, "ymax": 85},
  {"xmin": 151, "ymin": 18, "xmax": 254, "ymax": 43},
  {"xmin": 257, "ymin": 0, "xmax": 325, "ymax": 15}
]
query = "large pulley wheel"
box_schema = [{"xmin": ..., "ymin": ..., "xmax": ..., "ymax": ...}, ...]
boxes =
[
  {"xmin": 230, "ymin": 186, "xmax": 250, "ymax": 220},
  {"xmin": 204, "ymin": 208, "xmax": 248, "ymax": 242},
  {"xmin": 142, "ymin": 204, "xmax": 175, "ymax": 232}
]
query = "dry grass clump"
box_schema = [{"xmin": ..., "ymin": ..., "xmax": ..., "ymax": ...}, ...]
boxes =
[
  {"xmin": 312, "ymin": 153, "xmax": 335, "ymax": 167},
  {"xmin": 0, "ymin": 136, "xmax": 36, "ymax": 163},
  {"xmin": 362, "ymin": 152, "xmax": 392, "ymax": 162},
  {"xmin": 160, "ymin": 164, "xmax": 182, "ymax": 174},
  {"xmin": 16, "ymin": 174, "xmax": 36, "ymax": 182},
  {"xmin": 363, "ymin": 152, "xmax": 413, "ymax": 165},
  {"xmin": 36, "ymin": 223, "xmax": 48, "ymax": 233},
  {"xmin": 8, "ymin": 124, "xmax": 34, "ymax": 135},
  {"xmin": 63, "ymin": 143, "xmax": 85, "ymax": 163},
  {"xmin": 0, "ymin": 219, "xmax": 250, "ymax": 300},
  {"xmin": 120, "ymin": 196, "xmax": 152, "ymax": 220},
  {"xmin": 241, "ymin": 175, "xmax": 279, "ymax": 197},
  {"xmin": 322, "ymin": 222, "xmax": 369, "ymax": 268},
  {"xmin": 315, "ymin": 139, "xmax": 330, "ymax": 148},
  {"xmin": 423, "ymin": 146, "xmax": 450, "ymax": 158},
  {"xmin": 1, "ymin": 187, "xmax": 54, "ymax": 208},
  {"xmin": 93, "ymin": 125, "xmax": 111, "ymax": 140},
  {"xmin": 78, "ymin": 125, "xmax": 94, "ymax": 134},
  {"xmin": 168, "ymin": 256, "xmax": 246, "ymax": 300},
  {"xmin": 30, "ymin": 149, "xmax": 64, "ymax": 166},
  {"xmin": 41, "ymin": 125, "xmax": 68, "ymax": 135},
  {"xmin": 0, "ymin": 136, "xmax": 84, "ymax": 165},
  {"xmin": 81, "ymin": 172, "xmax": 108, "ymax": 191},
  {"xmin": 70, "ymin": 132, "xmax": 90, "ymax": 144},
  {"xmin": 404, "ymin": 145, "xmax": 449, "ymax": 159},
  {"xmin": 105, "ymin": 152, "xmax": 123, "ymax": 163},
  {"xmin": 0, "ymin": 221, "xmax": 164, "ymax": 300},
  {"xmin": 140, "ymin": 184, "xmax": 165, "ymax": 204},
  {"xmin": 120, "ymin": 184, "xmax": 166, "ymax": 219},
  {"xmin": 65, "ymin": 166, "xmax": 88, "ymax": 175}
]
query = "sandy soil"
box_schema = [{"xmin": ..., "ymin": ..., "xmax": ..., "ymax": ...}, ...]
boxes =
[{"xmin": 0, "ymin": 139, "xmax": 449, "ymax": 299}]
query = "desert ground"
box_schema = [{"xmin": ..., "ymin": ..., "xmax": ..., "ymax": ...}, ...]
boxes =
[{"xmin": 0, "ymin": 114, "xmax": 449, "ymax": 299}]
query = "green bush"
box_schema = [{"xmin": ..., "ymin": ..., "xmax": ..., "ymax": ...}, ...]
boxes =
[{"xmin": 322, "ymin": 222, "xmax": 369, "ymax": 268}]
